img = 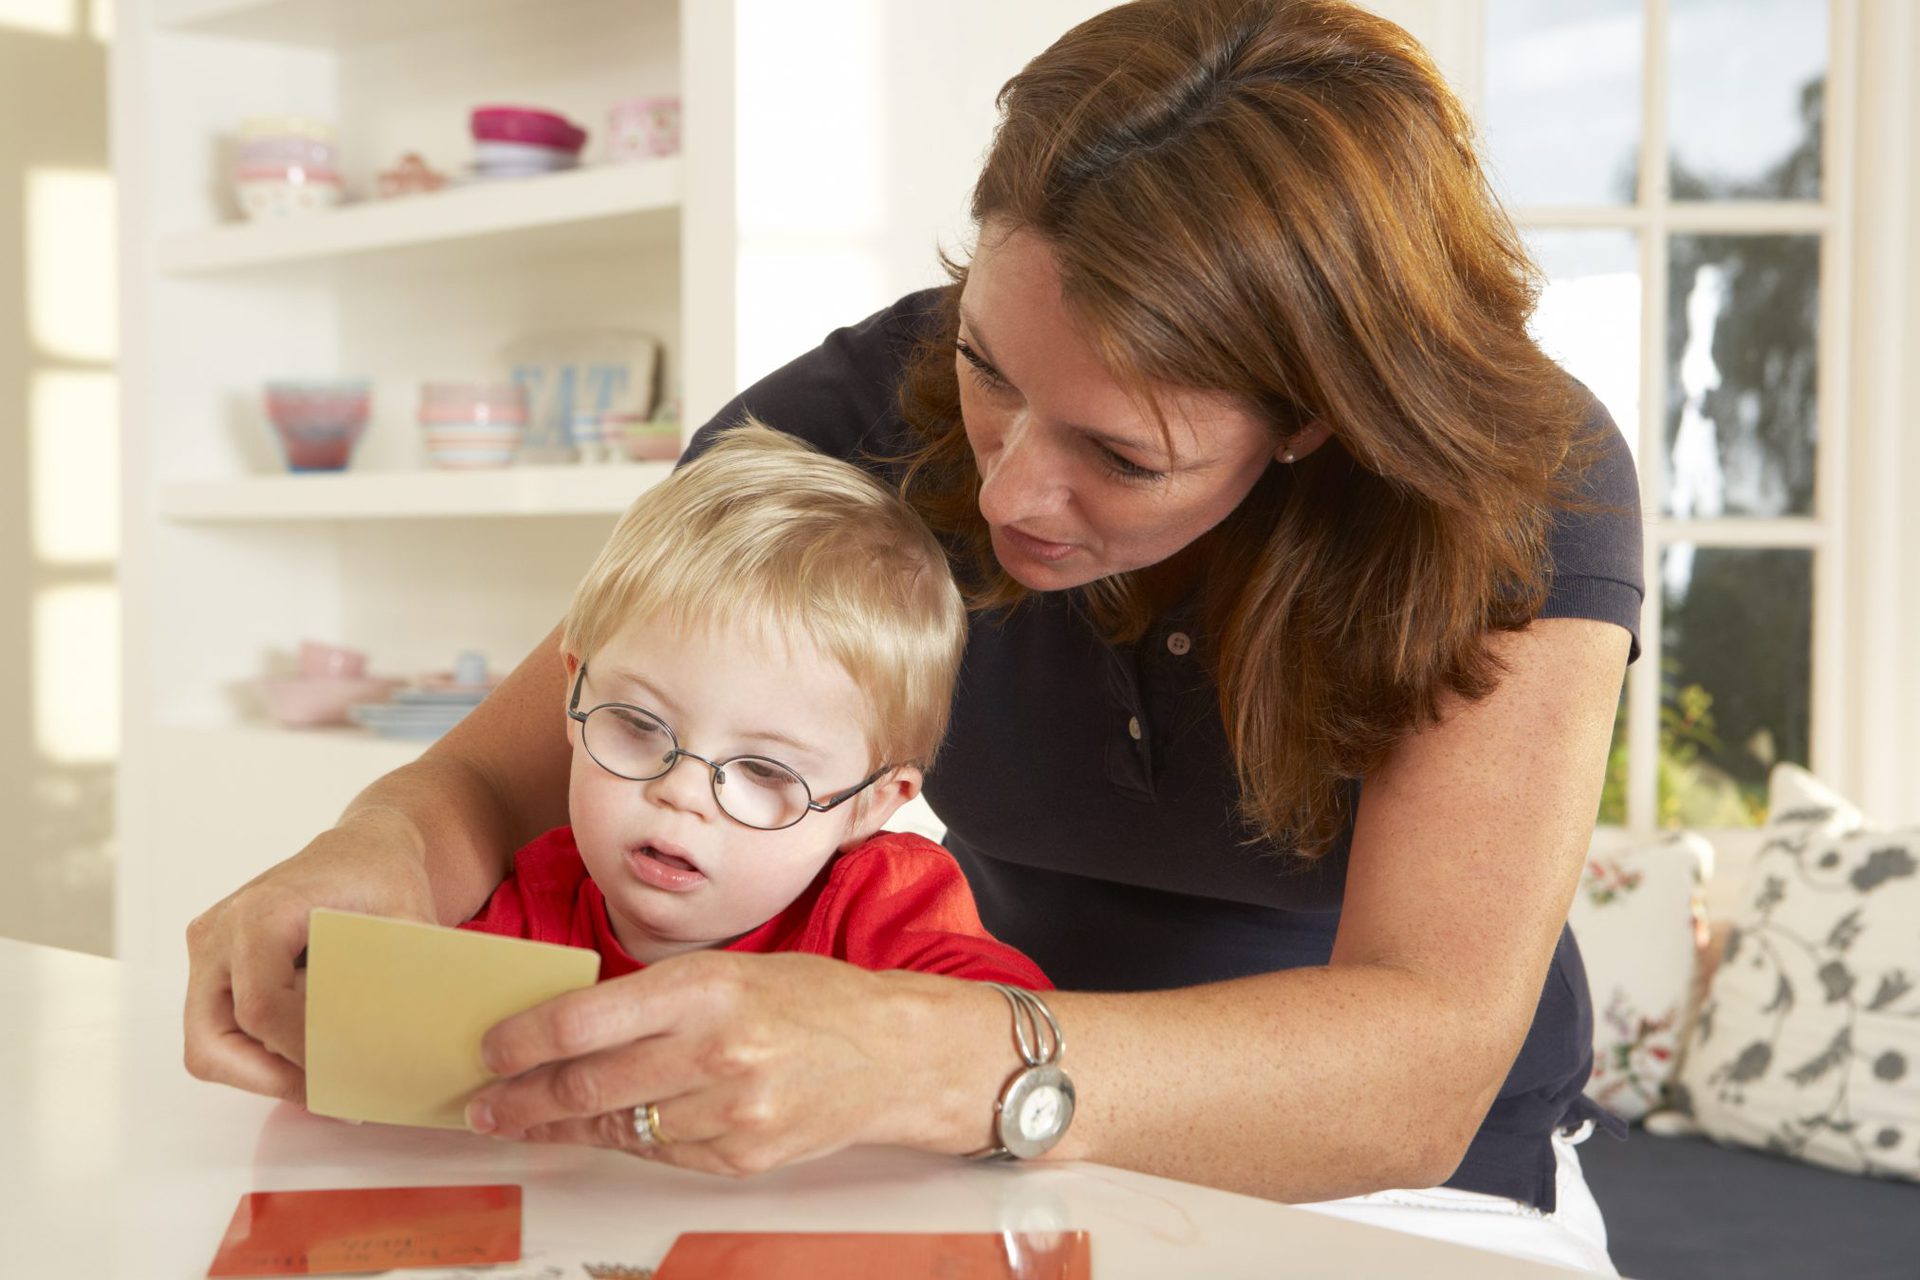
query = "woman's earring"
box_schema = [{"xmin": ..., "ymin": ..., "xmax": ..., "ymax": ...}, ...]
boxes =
[{"xmin": 1281, "ymin": 450, "xmax": 1297, "ymax": 464}]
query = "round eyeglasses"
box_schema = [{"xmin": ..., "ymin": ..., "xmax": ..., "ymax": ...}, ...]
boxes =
[{"xmin": 567, "ymin": 664, "xmax": 890, "ymax": 831}]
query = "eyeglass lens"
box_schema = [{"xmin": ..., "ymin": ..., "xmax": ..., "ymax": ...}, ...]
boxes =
[{"xmin": 581, "ymin": 705, "xmax": 812, "ymax": 829}]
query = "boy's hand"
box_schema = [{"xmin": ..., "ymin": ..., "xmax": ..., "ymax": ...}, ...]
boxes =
[
  {"xmin": 183, "ymin": 814, "xmax": 439, "ymax": 1104},
  {"xmin": 464, "ymin": 950, "xmax": 1006, "ymax": 1174}
]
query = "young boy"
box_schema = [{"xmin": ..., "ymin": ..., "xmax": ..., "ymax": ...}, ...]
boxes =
[{"xmin": 460, "ymin": 422, "xmax": 1047, "ymax": 990}]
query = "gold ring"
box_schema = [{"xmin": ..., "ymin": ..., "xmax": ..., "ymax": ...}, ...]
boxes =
[{"xmin": 631, "ymin": 1102, "xmax": 666, "ymax": 1147}]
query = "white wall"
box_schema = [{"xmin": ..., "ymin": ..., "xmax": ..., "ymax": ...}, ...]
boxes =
[{"xmin": 0, "ymin": 2, "xmax": 117, "ymax": 955}]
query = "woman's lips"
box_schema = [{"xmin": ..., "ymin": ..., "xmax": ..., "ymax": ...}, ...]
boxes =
[
  {"xmin": 997, "ymin": 524, "xmax": 1078, "ymax": 564},
  {"xmin": 625, "ymin": 844, "xmax": 706, "ymax": 891}
]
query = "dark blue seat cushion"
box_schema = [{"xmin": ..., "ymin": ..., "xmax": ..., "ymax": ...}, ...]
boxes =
[{"xmin": 1579, "ymin": 1125, "xmax": 1920, "ymax": 1279}]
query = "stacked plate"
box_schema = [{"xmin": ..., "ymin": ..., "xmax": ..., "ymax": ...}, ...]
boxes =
[
  {"xmin": 350, "ymin": 682, "xmax": 492, "ymax": 740},
  {"xmin": 470, "ymin": 106, "xmax": 587, "ymax": 179}
]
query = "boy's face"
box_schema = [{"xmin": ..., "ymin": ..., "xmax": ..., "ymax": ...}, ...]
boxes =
[{"xmin": 566, "ymin": 613, "xmax": 918, "ymax": 965}]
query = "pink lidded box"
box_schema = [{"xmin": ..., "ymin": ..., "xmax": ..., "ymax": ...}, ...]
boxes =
[{"xmin": 607, "ymin": 96, "xmax": 681, "ymax": 161}]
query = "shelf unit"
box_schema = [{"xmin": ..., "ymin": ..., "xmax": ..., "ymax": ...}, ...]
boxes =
[
  {"xmin": 113, "ymin": 0, "xmax": 740, "ymax": 972},
  {"xmin": 157, "ymin": 462, "xmax": 672, "ymax": 521},
  {"xmin": 154, "ymin": 158, "xmax": 682, "ymax": 275},
  {"xmin": 112, "ymin": 0, "xmax": 1157, "ymax": 971}
]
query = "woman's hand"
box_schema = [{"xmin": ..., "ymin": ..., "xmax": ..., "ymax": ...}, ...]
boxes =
[
  {"xmin": 465, "ymin": 950, "xmax": 1000, "ymax": 1176},
  {"xmin": 183, "ymin": 807, "xmax": 439, "ymax": 1103}
]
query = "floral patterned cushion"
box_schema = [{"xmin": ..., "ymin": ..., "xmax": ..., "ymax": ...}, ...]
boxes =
[
  {"xmin": 1672, "ymin": 769, "xmax": 1920, "ymax": 1181},
  {"xmin": 1570, "ymin": 831, "xmax": 1714, "ymax": 1121}
]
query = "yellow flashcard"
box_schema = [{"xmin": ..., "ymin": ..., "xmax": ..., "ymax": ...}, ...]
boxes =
[{"xmin": 304, "ymin": 908, "xmax": 600, "ymax": 1130}]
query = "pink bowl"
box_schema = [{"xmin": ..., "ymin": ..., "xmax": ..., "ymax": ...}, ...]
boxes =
[
  {"xmin": 470, "ymin": 105, "xmax": 587, "ymax": 153},
  {"xmin": 259, "ymin": 675, "xmax": 403, "ymax": 727}
]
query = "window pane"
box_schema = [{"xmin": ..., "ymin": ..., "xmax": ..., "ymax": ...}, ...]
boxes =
[
  {"xmin": 1664, "ymin": 234, "xmax": 1819, "ymax": 518},
  {"xmin": 1484, "ymin": 0, "xmax": 1643, "ymax": 205},
  {"xmin": 1668, "ymin": 0, "xmax": 1826, "ymax": 200},
  {"xmin": 1527, "ymin": 230, "xmax": 1641, "ymax": 464},
  {"xmin": 1658, "ymin": 546, "xmax": 1811, "ymax": 828}
]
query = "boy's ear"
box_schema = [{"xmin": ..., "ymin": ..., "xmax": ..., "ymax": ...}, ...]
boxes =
[{"xmin": 838, "ymin": 765, "xmax": 924, "ymax": 851}]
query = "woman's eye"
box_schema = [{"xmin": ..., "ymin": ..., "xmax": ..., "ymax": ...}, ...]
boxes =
[
  {"xmin": 1098, "ymin": 445, "xmax": 1165, "ymax": 482},
  {"xmin": 955, "ymin": 339, "xmax": 1011, "ymax": 391}
]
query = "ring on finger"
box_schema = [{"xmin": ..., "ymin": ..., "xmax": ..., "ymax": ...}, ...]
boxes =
[{"xmin": 631, "ymin": 1101, "xmax": 670, "ymax": 1147}]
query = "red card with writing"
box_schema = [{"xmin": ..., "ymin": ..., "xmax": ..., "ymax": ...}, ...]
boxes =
[
  {"xmin": 206, "ymin": 1184, "xmax": 521, "ymax": 1277},
  {"xmin": 652, "ymin": 1231, "xmax": 1092, "ymax": 1280}
]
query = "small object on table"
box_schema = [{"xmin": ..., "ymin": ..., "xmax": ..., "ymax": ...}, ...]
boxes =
[
  {"xmin": 206, "ymin": 1184, "xmax": 522, "ymax": 1277},
  {"xmin": 374, "ymin": 151, "xmax": 447, "ymax": 199},
  {"xmin": 607, "ymin": 95, "xmax": 681, "ymax": 161}
]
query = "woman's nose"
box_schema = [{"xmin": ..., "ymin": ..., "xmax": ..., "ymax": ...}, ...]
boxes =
[{"xmin": 975, "ymin": 416, "xmax": 1065, "ymax": 527}]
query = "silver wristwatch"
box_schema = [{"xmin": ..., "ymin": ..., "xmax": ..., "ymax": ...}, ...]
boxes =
[{"xmin": 967, "ymin": 983, "xmax": 1076, "ymax": 1161}]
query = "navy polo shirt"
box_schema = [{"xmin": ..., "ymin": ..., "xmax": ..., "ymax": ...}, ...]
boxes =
[{"xmin": 687, "ymin": 288, "xmax": 1645, "ymax": 1212}]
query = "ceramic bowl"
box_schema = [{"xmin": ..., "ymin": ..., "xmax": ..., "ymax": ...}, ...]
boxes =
[
  {"xmin": 470, "ymin": 105, "xmax": 587, "ymax": 153},
  {"xmin": 259, "ymin": 674, "xmax": 403, "ymax": 728},
  {"xmin": 419, "ymin": 382, "xmax": 528, "ymax": 426},
  {"xmin": 267, "ymin": 380, "xmax": 370, "ymax": 471},
  {"xmin": 473, "ymin": 140, "xmax": 580, "ymax": 170},
  {"xmin": 237, "ymin": 175, "xmax": 344, "ymax": 220}
]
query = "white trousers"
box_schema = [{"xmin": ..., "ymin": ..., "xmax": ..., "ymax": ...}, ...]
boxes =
[{"xmin": 1295, "ymin": 1125, "xmax": 1617, "ymax": 1276}]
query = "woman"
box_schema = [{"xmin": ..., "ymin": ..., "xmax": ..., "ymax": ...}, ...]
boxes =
[{"xmin": 185, "ymin": 1, "xmax": 1638, "ymax": 1271}]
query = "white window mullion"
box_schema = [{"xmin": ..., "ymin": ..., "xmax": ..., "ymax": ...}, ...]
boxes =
[
  {"xmin": 1627, "ymin": 0, "xmax": 1673, "ymax": 835},
  {"xmin": 1812, "ymin": 0, "xmax": 1859, "ymax": 788}
]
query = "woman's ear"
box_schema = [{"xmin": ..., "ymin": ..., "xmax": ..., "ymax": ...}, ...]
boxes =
[
  {"xmin": 838, "ymin": 766, "xmax": 924, "ymax": 851},
  {"xmin": 1277, "ymin": 418, "xmax": 1334, "ymax": 464}
]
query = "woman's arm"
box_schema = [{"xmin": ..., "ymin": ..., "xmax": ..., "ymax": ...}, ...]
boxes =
[
  {"xmin": 465, "ymin": 617, "xmax": 1627, "ymax": 1200},
  {"xmin": 1036, "ymin": 615, "xmax": 1629, "ymax": 1197},
  {"xmin": 182, "ymin": 623, "xmax": 575, "ymax": 1101}
]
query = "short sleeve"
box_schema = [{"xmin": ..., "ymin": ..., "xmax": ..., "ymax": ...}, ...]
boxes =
[
  {"xmin": 680, "ymin": 287, "xmax": 947, "ymax": 470},
  {"xmin": 1542, "ymin": 395, "xmax": 1646, "ymax": 663}
]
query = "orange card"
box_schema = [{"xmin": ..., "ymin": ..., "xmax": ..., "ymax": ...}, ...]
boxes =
[
  {"xmin": 205, "ymin": 1184, "xmax": 521, "ymax": 1277},
  {"xmin": 652, "ymin": 1231, "xmax": 1092, "ymax": 1280}
]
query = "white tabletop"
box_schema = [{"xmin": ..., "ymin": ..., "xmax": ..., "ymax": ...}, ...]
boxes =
[{"xmin": 1, "ymin": 935, "xmax": 1588, "ymax": 1278}]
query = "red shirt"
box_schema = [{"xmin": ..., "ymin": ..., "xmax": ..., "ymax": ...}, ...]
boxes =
[{"xmin": 461, "ymin": 826, "xmax": 1050, "ymax": 989}]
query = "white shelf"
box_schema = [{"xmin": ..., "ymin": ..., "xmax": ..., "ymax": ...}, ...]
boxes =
[
  {"xmin": 157, "ymin": 463, "xmax": 671, "ymax": 521},
  {"xmin": 155, "ymin": 160, "xmax": 680, "ymax": 275},
  {"xmin": 156, "ymin": 0, "xmax": 547, "ymax": 50}
]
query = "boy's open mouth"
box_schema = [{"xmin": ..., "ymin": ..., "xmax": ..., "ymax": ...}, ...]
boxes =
[{"xmin": 625, "ymin": 843, "xmax": 706, "ymax": 891}]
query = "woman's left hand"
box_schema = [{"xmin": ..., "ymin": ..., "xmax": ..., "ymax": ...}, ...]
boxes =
[{"xmin": 463, "ymin": 949, "xmax": 989, "ymax": 1175}]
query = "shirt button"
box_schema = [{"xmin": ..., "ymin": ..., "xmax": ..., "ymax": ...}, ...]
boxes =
[
  {"xmin": 1127, "ymin": 716, "xmax": 1143, "ymax": 741},
  {"xmin": 1167, "ymin": 631, "xmax": 1192, "ymax": 656}
]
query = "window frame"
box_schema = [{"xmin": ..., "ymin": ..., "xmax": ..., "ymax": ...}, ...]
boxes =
[{"xmin": 1459, "ymin": 0, "xmax": 1863, "ymax": 836}]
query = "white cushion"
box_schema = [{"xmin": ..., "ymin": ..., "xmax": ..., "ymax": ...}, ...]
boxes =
[
  {"xmin": 1672, "ymin": 767, "xmax": 1920, "ymax": 1180},
  {"xmin": 1570, "ymin": 831, "xmax": 1713, "ymax": 1121}
]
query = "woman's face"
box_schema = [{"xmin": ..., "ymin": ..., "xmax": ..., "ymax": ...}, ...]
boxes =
[{"xmin": 955, "ymin": 224, "xmax": 1285, "ymax": 591}]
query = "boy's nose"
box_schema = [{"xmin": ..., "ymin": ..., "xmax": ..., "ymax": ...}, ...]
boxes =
[{"xmin": 644, "ymin": 750, "xmax": 721, "ymax": 816}]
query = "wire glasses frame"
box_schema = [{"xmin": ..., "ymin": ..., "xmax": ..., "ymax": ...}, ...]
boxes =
[{"xmin": 567, "ymin": 664, "xmax": 891, "ymax": 831}]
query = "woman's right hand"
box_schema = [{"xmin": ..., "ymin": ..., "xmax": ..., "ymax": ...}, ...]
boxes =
[{"xmin": 182, "ymin": 806, "xmax": 439, "ymax": 1103}]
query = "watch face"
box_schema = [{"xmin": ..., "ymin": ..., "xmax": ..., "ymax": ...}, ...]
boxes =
[
  {"xmin": 1018, "ymin": 1085, "xmax": 1063, "ymax": 1140},
  {"xmin": 999, "ymin": 1064, "xmax": 1075, "ymax": 1159}
]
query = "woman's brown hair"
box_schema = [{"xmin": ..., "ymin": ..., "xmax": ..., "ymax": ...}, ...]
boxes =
[{"xmin": 896, "ymin": 0, "xmax": 1599, "ymax": 859}]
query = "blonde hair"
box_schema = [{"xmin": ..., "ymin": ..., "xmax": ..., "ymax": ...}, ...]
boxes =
[{"xmin": 562, "ymin": 420, "xmax": 966, "ymax": 768}]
